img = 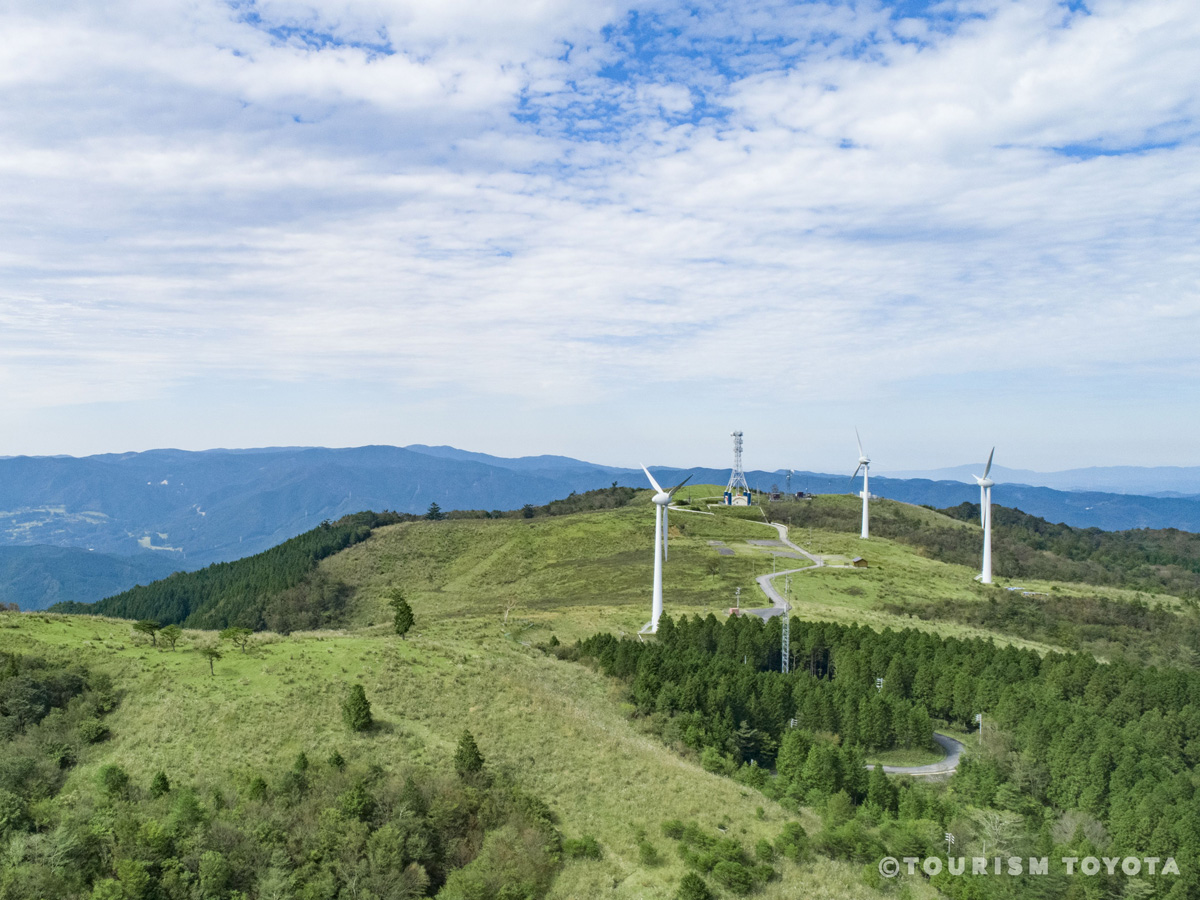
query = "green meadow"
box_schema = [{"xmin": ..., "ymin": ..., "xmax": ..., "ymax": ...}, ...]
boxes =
[{"xmin": 2, "ymin": 491, "xmax": 1193, "ymax": 899}]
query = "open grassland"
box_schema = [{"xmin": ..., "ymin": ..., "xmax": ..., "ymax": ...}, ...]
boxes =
[
  {"xmin": 324, "ymin": 495, "xmax": 786, "ymax": 642},
  {"xmin": 3, "ymin": 492, "xmax": 1190, "ymax": 899},
  {"xmin": 0, "ymin": 609, "xmax": 935, "ymax": 900}
]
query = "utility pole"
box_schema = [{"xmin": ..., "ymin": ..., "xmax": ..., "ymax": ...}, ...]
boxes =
[{"xmin": 781, "ymin": 575, "xmax": 791, "ymax": 674}]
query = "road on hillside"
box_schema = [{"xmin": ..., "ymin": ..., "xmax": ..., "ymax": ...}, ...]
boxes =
[
  {"xmin": 751, "ymin": 522, "xmax": 826, "ymax": 614},
  {"xmin": 749, "ymin": 522, "xmax": 967, "ymax": 777},
  {"xmin": 867, "ymin": 733, "xmax": 965, "ymax": 778}
]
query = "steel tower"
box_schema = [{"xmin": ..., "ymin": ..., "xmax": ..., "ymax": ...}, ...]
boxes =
[{"xmin": 724, "ymin": 431, "xmax": 750, "ymax": 504}]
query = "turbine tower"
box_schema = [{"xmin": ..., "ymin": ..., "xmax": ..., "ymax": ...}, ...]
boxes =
[
  {"xmin": 974, "ymin": 448, "xmax": 996, "ymax": 584},
  {"xmin": 725, "ymin": 430, "xmax": 750, "ymax": 505},
  {"xmin": 641, "ymin": 466, "xmax": 692, "ymax": 633},
  {"xmin": 851, "ymin": 428, "xmax": 870, "ymax": 539}
]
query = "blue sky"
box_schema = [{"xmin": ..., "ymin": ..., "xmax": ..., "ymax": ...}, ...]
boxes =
[{"xmin": 1, "ymin": 0, "xmax": 1197, "ymax": 473}]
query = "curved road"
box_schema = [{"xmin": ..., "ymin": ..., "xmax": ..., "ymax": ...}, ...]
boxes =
[
  {"xmin": 868, "ymin": 733, "xmax": 965, "ymax": 778},
  {"xmin": 753, "ymin": 521, "xmax": 825, "ymax": 613},
  {"xmin": 753, "ymin": 522, "xmax": 967, "ymax": 778}
]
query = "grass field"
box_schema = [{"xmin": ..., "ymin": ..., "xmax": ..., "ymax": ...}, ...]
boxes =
[{"xmin": 3, "ymin": 491, "xmax": 1190, "ymax": 900}]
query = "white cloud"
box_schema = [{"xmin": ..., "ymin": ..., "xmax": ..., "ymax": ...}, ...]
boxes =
[{"xmin": 0, "ymin": 0, "xmax": 1197, "ymax": 466}]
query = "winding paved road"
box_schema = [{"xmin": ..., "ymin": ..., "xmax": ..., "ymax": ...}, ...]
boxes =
[
  {"xmin": 867, "ymin": 733, "xmax": 965, "ymax": 778},
  {"xmin": 748, "ymin": 522, "xmax": 825, "ymax": 617}
]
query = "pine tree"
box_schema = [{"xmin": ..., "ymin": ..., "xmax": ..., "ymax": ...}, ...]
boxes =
[
  {"xmin": 389, "ymin": 592, "xmax": 414, "ymax": 639},
  {"xmin": 425, "ymin": 502, "xmax": 445, "ymax": 520},
  {"xmin": 343, "ymin": 684, "xmax": 373, "ymax": 732},
  {"xmin": 149, "ymin": 771, "xmax": 170, "ymax": 798},
  {"xmin": 454, "ymin": 730, "xmax": 485, "ymax": 777},
  {"xmin": 867, "ymin": 765, "xmax": 897, "ymax": 814}
]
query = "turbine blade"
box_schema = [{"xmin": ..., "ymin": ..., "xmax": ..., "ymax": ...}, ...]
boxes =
[
  {"xmin": 668, "ymin": 473, "xmax": 693, "ymax": 496},
  {"xmin": 850, "ymin": 464, "xmax": 863, "ymax": 485},
  {"xmin": 979, "ymin": 484, "xmax": 986, "ymax": 526},
  {"xmin": 641, "ymin": 465, "xmax": 664, "ymax": 494},
  {"xmin": 855, "ymin": 427, "xmax": 864, "ymax": 459},
  {"xmin": 983, "ymin": 447, "xmax": 995, "ymax": 480}
]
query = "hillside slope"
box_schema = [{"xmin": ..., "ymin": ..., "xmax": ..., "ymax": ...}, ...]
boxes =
[{"xmin": 6, "ymin": 495, "xmax": 1199, "ymax": 899}]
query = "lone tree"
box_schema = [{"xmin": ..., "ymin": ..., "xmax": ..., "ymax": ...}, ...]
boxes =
[
  {"xmin": 454, "ymin": 730, "xmax": 485, "ymax": 778},
  {"xmin": 343, "ymin": 684, "xmax": 373, "ymax": 732},
  {"xmin": 149, "ymin": 771, "xmax": 171, "ymax": 798},
  {"xmin": 133, "ymin": 620, "xmax": 161, "ymax": 647},
  {"xmin": 201, "ymin": 646, "xmax": 221, "ymax": 676},
  {"xmin": 425, "ymin": 502, "xmax": 444, "ymax": 521},
  {"xmin": 388, "ymin": 590, "xmax": 414, "ymax": 639},
  {"xmin": 220, "ymin": 626, "xmax": 253, "ymax": 653},
  {"xmin": 160, "ymin": 624, "xmax": 183, "ymax": 651}
]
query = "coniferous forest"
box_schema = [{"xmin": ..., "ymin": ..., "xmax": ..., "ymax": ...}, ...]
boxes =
[{"xmin": 571, "ymin": 614, "xmax": 1200, "ymax": 899}]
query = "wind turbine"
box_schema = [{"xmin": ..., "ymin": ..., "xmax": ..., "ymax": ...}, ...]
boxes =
[
  {"xmin": 641, "ymin": 466, "xmax": 693, "ymax": 633},
  {"xmin": 973, "ymin": 448, "xmax": 995, "ymax": 584},
  {"xmin": 851, "ymin": 429, "xmax": 870, "ymax": 539}
]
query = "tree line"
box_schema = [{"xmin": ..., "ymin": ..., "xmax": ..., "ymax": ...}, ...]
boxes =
[
  {"xmin": 50, "ymin": 512, "xmax": 404, "ymax": 632},
  {"xmin": 569, "ymin": 614, "xmax": 1200, "ymax": 898}
]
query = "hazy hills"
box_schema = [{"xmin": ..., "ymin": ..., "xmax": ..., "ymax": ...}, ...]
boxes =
[
  {"xmin": 0, "ymin": 546, "xmax": 180, "ymax": 611},
  {"xmin": 881, "ymin": 463, "xmax": 1200, "ymax": 497},
  {"xmin": 6, "ymin": 444, "xmax": 1200, "ymax": 610}
]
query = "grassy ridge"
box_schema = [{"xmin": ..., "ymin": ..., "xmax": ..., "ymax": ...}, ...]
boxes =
[{"xmin": 6, "ymin": 492, "xmax": 1197, "ymax": 899}]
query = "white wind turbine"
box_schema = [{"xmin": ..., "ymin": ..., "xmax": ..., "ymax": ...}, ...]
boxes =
[
  {"xmin": 851, "ymin": 429, "xmax": 870, "ymax": 540},
  {"xmin": 974, "ymin": 448, "xmax": 996, "ymax": 584},
  {"xmin": 641, "ymin": 466, "xmax": 692, "ymax": 633}
]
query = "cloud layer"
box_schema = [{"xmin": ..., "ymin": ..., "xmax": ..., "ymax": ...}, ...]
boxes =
[{"xmin": 1, "ymin": 0, "xmax": 1197, "ymax": 468}]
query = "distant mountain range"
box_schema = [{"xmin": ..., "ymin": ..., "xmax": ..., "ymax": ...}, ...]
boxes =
[
  {"xmin": 4, "ymin": 444, "xmax": 1200, "ymax": 610},
  {"xmin": 879, "ymin": 463, "xmax": 1200, "ymax": 498}
]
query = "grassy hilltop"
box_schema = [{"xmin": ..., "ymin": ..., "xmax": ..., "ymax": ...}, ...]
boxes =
[{"xmin": 5, "ymin": 490, "xmax": 1200, "ymax": 899}]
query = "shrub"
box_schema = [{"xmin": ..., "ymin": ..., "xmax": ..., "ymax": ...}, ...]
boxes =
[
  {"xmin": 342, "ymin": 684, "xmax": 373, "ymax": 732},
  {"xmin": 775, "ymin": 822, "xmax": 808, "ymax": 863},
  {"xmin": 676, "ymin": 872, "xmax": 714, "ymax": 900},
  {"xmin": 149, "ymin": 771, "xmax": 170, "ymax": 798},
  {"xmin": 662, "ymin": 819, "xmax": 686, "ymax": 839},
  {"xmin": 340, "ymin": 780, "xmax": 377, "ymax": 822},
  {"xmin": 98, "ymin": 764, "xmax": 130, "ymax": 798},
  {"xmin": 638, "ymin": 840, "xmax": 660, "ymax": 866},
  {"xmin": 245, "ymin": 776, "xmax": 268, "ymax": 802},
  {"xmin": 562, "ymin": 835, "xmax": 602, "ymax": 860},
  {"xmin": 78, "ymin": 718, "xmax": 109, "ymax": 744},
  {"xmin": 0, "ymin": 789, "xmax": 29, "ymax": 836},
  {"xmin": 711, "ymin": 861, "xmax": 754, "ymax": 895}
]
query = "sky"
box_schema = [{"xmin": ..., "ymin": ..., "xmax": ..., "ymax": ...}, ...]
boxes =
[{"xmin": 1, "ymin": 0, "xmax": 1198, "ymax": 473}]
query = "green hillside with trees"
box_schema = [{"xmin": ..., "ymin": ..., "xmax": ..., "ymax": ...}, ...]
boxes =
[{"xmin": 4, "ymin": 490, "xmax": 1199, "ymax": 899}]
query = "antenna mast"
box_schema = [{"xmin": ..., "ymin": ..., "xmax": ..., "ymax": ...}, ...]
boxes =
[{"xmin": 724, "ymin": 430, "xmax": 751, "ymax": 505}]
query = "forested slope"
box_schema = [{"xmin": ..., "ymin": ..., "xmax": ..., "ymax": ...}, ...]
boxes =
[{"xmin": 51, "ymin": 512, "xmax": 402, "ymax": 630}]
